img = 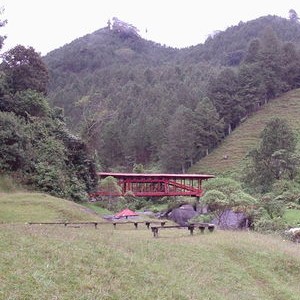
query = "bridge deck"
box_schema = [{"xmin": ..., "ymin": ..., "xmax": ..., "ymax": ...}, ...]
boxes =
[{"xmin": 90, "ymin": 172, "xmax": 214, "ymax": 198}]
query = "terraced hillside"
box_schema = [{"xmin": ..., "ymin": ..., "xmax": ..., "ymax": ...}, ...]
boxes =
[{"xmin": 190, "ymin": 89, "xmax": 300, "ymax": 177}]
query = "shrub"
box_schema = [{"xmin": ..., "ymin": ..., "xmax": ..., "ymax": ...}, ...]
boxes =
[{"xmin": 254, "ymin": 215, "xmax": 287, "ymax": 233}]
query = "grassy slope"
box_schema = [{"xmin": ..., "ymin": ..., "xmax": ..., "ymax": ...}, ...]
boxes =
[
  {"xmin": 0, "ymin": 192, "xmax": 103, "ymax": 223},
  {"xmin": 190, "ymin": 89, "xmax": 300, "ymax": 177},
  {"xmin": 0, "ymin": 194, "xmax": 300, "ymax": 299},
  {"xmin": 0, "ymin": 224, "xmax": 299, "ymax": 300}
]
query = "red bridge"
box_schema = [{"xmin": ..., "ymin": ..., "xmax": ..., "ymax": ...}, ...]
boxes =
[{"xmin": 90, "ymin": 172, "xmax": 215, "ymax": 198}]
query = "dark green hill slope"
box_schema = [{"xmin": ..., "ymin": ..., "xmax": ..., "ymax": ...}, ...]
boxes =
[
  {"xmin": 45, "ymin": 15, "xmax": 300, "ymax": 124},
  {"xmin": 190, "ymin": 88, "xmax": 300, "ymax": 177},
  {"xmin": 44, "ymin": 15, "xmax": 300, "ymax": 171},
  {"xmin": 184, "ymin": 15, "xmax": 300, "ymax": 65},
  {"xmin": 44, "ymin": 27, "xmax": 181, "ymax": 124}
]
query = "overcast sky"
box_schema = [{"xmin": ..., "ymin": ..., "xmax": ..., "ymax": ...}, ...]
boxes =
[{"xmin": 0, "ymin": 0, "xmax": 300, "ymax": 56}]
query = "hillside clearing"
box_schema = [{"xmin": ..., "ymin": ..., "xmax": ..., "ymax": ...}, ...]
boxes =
[{"xmin": 190, "ymin": 89, "xmax": 300, "ymax": 177}]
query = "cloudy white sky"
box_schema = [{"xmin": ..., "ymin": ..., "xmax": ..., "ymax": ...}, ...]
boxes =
[{"xmin": 0, "ymin": 0, "xmax": 299, "ymax": 56}]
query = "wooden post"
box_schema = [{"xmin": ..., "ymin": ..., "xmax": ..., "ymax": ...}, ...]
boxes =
[
  {"xmin": 188, "ymin": 224, "xmax": 195, "ymax": 235},
  {"xmin": 199, "ymin": 225, "xmax": 205, "ymax": 233},
  {"xmin": 151, "ymin": 227, "xmax": 159, "ymax": 237},
  {"xmin": 208, "ymin": 224, "xmax": 215, "ymax": 232}
]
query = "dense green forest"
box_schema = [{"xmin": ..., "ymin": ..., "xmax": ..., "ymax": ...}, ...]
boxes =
[
  {"xmin": 0, "ymin": 17, "xmax": 97, "ymax": 201},
  {"xmin": 44, "ymin": 15, "xmax": 300, "ymax": 174}
]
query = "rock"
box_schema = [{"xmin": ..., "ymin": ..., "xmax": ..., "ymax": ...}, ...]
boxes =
[
  {"xmin": 167, "ymin": 204, "xmax": 198, "ymax": 226},
  {"xmin": 212, "ymin": 209, "xmax": 250, "ymax": 229},
  {"xmin": 285, "ymin": 227, "xmax": 300, "ymax": 243}
]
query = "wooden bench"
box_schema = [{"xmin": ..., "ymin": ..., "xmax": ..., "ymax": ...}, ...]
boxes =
[
  {"xmin": 28, "ymin": 220, "xmax": 169, "ymax": 230},
  {"xmin": 150, "ymin": 223, "xmax": 215, "ymax": 237},
  {"xmin": 145, "ymin": 221, "xmax": 166, "ymax": 229},
  {"xmin": 112, "ymin": 221, "xmax": 167, "ymax": 229},
  {"xmin": 196, "ymin": 223, "xmax": 216, "ymax": 233},
  {"xmin": 28, "ymin": 221, "xmax": 107, "ymax": 229},
  {"xmin": 29, "ymin": 221, "xmax": 146, "ymax": 229},
  {"xmin": 112, "ymin": 221, "xmax": 145, "ymax": 229}
]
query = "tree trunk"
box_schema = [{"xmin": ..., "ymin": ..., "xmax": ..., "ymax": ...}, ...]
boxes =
[
  {"xmin": 228, "ymin": 123, "xmax": 232, "ymax": 135},
  {"xmin": 181, "ymin": 163, "xmax": 185, "ymax": 173}
]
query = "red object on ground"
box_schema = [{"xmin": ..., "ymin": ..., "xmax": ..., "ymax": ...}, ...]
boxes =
[{"xmin": 114, "ymin": 208, "xmax": 138, "ymax": 218}]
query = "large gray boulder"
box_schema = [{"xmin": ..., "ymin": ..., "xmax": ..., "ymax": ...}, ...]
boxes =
[
  {"xmin": 212, "ymin": 209, "xmax": 249, "ymax": 229},
  {"xmin": 167, "ymin": 204, "xmax": 198, "ymax": 226}
]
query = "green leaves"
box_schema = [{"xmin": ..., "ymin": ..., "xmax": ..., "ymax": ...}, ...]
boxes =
[
  {"xmin": 0, "ymin": 111, "xmax": 28, "ymax": 171},
  {"xmin": 243, "ymin": 118, "xmax": 299, "ymax": 193},
  {"xmin": 0, "ymin": 69, "xmax": 96, "ymax": 201},
  {"xmin": 202, "ymin": 177, "xmax": 257, "ymax": 222},
  {"xmin": 1, "ymin": 45, "xmax": 49, "ymax": 95}
]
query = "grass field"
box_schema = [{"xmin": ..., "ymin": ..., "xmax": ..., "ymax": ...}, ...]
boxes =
[
  {"xmin": 0, "ymin": 192, "xmax": 300, "ymax": 300},
  {"xmin": 0, "ymin": 192, "xmax": 103, "ymax": 223},
  {"xmin": 283, "ymin": 209, "xmax": 300, "ymax": 226},
  {"xmin": 190, "ymin": 89, "xmax": 300, "ymax": 177}
]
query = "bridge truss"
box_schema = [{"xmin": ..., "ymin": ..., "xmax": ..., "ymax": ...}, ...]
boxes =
[{"xmin": 90, "ymin": 172, "xmax": 215, "ymax": 198}]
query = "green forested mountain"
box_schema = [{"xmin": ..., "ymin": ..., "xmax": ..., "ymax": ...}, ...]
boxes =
[
  {"xmin": 43, "ymin": 15, "xmax": 300, "ymax": 174},
  {"xmin": 184, "ymin": 15, "xmax": 300, "ymax": 65}
]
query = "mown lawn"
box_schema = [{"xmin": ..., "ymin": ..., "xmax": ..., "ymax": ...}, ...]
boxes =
[{"xmin": 284, "ymin": 209, "xmax": 300, "ymax": 226}]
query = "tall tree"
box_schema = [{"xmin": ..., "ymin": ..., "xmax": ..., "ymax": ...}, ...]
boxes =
[
  {"xmin": 0, "ymin": 111, "xmax": 28, "ymax": 171},
  {"xmin": 160, "ymin": 105, "xmax": 196, "ymax": 173},
  {"xmin": 289, "ymin": 9, "xmax": 299, "ymax": 22},
  {"xmin": 258, "ymin": 27, "xmax": 283, "ymax": 100},
  {"xmin": 237, "ymin": 63, "xmax": 266, "ymax": 113},
  {"xmin": 193, "ymin": 97, "xmax": 224, "ymax": 157},
  {"xmin": 243, "ymin": 39, "xmax": 261, "ymax": 64},
  {"xmin": 208, "ymin": 68, "xmax": 243, "ymax": 135},
  {"xmin": 243, "ymin": 118, "xmax": 299, "ymax": 193},
  {"xmin": 1, "ymin": 45, "xmax": 49, "ymax": 94},
  {"xmin": 281, "ymin": 42, "xmax": 300, "ymax": 90}
]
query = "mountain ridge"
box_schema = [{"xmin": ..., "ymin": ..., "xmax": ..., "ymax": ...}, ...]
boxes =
[{"xmin": 43, "ymin": 14, "xmax": 300, "ymax": 173}]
